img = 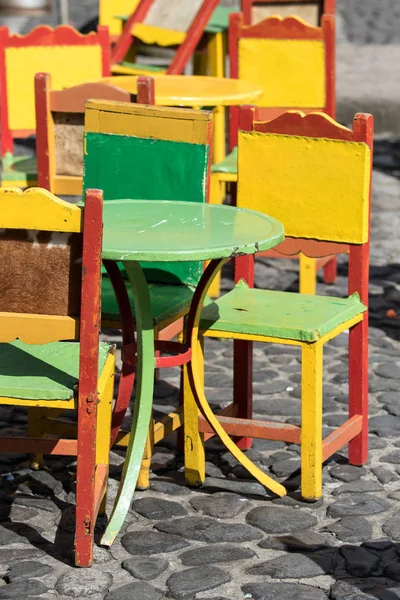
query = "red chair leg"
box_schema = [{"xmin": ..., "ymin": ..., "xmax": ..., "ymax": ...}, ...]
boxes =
[
  {"xmin": 75, "ymin": 400, "xmax": 97, "ymax": 567},
  {"xmin": 348, "ymin": 316, "xmax": 368, "ymax": 465},
  {"xmin": 323, "ymin": 256, "xmax": 337, "ymax": 284},
  {"xmin": 233, "ymin": 339, "xmax": 253, "ymax": 450}
]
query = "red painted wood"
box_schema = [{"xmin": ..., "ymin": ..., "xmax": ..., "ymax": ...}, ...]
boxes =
[
  {"xmin": 168, "ymin": 0, "xmax": 220, "ymax": 74},
  {"xmin": 75, "ymin": 189, "xmax": 103, "ymax": 568},
  {"xmin": 252, "ymin": 110, "xmax": 352, "ymax": 140},
  {"xmin": 242, "ymin": 0, "xmax": 336, "ymax": 25},
  {"xmin": 322, "ymin": 14, "xmax": 336, "ymax": 118},
  {"xmin": 322, "ymin": 415, "xmax": 363, "ymax": 461},
  {"xmin": 348, "ymin": 113, "xmax": 373, "ymax": 467},
  {"xmin": 7, "ymin": 25, "xmax": 105, "ymax": 47},
  {"xmin": 322, "ymin": 256, "xmax": 337, "ymax": 283},
  {"xmin": 137, "ymin": 75, "xmax": 155, "ymax": 104},
  {"xmin": 203, "ymin": 402, "xmax": 239, "ymax": 441},
  {"xmin": 198, "ymin": 415, "xmax": 302, "ymax": 444},
  {"xmin": 0, "ymin": 27, "xmax": 12, "ymax": 155},
  {"xmin": 35, "ymin": 73, "xmax": 51, "ymax": 190},
  {"xmin": 0, "ymin": 437, "xmax": 77, "ymax": 455},
  {"xmin": 122, "ymin": 340, "xmax": 192, "ymax": 368},
  {"xmin": 259, "ymin": 238, "xmax": 349, "ymax": 259},
  {"xmin": 111, "ymin": 0, "xmax": 154, "ymax": 65},
  {"xmin": 97, "ymin": 25, "xmax": 111, "ymax": 76},
  {"xmin": 233, "ymin": 339, "xmax": 253, "ymax": 449},
  {"xmin": 103, "ymin": 260, "xmax": 136, "ymax": 448}
]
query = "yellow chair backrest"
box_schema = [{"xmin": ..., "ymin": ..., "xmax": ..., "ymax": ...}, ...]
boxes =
[
  {"xmin": 237, "ymin": 16, "xmax": 327, "ymax": 108},
  {"xmin": 238, "ymin": 111, "xmax": 371, "ymax": 245},
  {"xmin": 99, "ymin": 0, "xmax": 140, "ymax": 37},
  {"xmin": 0, "ymin": 26, "xmax": 109, "ymax": 134}
]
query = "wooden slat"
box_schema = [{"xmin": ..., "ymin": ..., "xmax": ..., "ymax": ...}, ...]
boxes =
[
  {"xmin": 322, "ymin": 415, "xmax": 363, "ymax": 462},
  {"xmin": 203, "ymin": 402, "xmax": 238, "ymax": 441},
  {"xmin": 94, "ymin": 464, "xmax": 109, "ymax": 517},
  {"xmin": 0, "ymin": 437, "xmax": 77, "ymax": 455},
  {"xmin": 199, "ymin": 414, "xmax": 301, "ymax": 443}
]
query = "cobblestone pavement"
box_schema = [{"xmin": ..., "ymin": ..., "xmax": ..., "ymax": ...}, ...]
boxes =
[{"xmin": 0, "ymin": 150, "xmax": 400, "ymax": 599}]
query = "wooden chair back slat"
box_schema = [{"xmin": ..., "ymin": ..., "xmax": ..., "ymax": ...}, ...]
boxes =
[
  {"xmin": 0, "ymin": 26, "xmax": 110, "ymax": 156},
  {"xmin": 0, "ymin": 187, "xmax": 103, "ymax": 345},
  {"xmin": 242, "ymin": 0, "xmax": 335, "ymax": 26},
  {"xmin": 83, "ymin": 101, "xmax": 213, "ymax": 287},
  {"xmin": 36, "ymin": 73, "xmax": 154, "ymax": 195},
  {"xmin": 237, "ymin": 108, "xmax": 372, "ymax": 246}
]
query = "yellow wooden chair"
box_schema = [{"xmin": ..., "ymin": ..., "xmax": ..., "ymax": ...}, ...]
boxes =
[
  {"xmin": 0, "ymin": 187, "xmax": 115, "ymax": 566},
  {"xmin": 210, "ymin": 13, "xmax": 336, "ymax": 298},
  {"xmin": 185, "ymin": 107, "xmax": 373, "ymax": 501},
  {"xmin": 0, "ymin": 25, "xmax": 110, "ymax": 188}
]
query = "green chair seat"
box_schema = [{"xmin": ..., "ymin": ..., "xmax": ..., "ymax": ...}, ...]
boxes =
[
  {"xmin": 0, "ymin": 340, "xmax": 112, "ymax": 401},
  {"xmin": 1, "ymin": 152, "xmax": 37, "ymax": 186},
  {"xmin": 200, "ymin": 281, "xmax": 367, "ymax": 342},
  {"xmin": 205, "ymin": 6, "xmax": 235, "ymax": 33},
  {"xmin": 118, "ymin": 61, "xmax": 167, "ymax": 73},
  {"xmin": 211, "ymin": 147, "xmax": 237, "ymax": 175},
  {"xmin": 101, "ymin": 276, "xmax": 195, "ymax": 326}
]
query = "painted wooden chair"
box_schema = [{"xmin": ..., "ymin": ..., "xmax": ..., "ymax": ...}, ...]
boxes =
[
  {"xmin": 185, "ymin": 107, "xmax": 373, "ymax": 501},
  {"xmin": 210, "ymin": 13, "xmax": 336, "ymax": 297},
  {"xmin": 35, "ymin": 72, "xmax": 154, "ymax": 196},
  {"xmin": 38, "ymin": 101, "xmax": 212, "ymax": 491},
  {"xmin": 0, "ymin": 25, "xmax": 110, "ymax": 188},
  {"xmin": 242, "ymin": 0, "xmax": 335, "ymax": 25},
  {"xmin": 99, "ymin": 0, "xmax": 141, "ymax": 43},
  {"xmin": 111, "ymin": 0, "xmax": 220, "ymax": 75},
  {"xmin": 0, "ymin": 187, "xmax": 115, "ymax": 567}
]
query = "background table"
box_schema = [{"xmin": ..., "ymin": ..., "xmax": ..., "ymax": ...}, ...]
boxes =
[
  {"xmin": 100, "ymin": 75, "xmax": 262, "ymax": 164},
  {"xmin": 100, "ymin": 199, "xmax": 284, "ymax": 545}
]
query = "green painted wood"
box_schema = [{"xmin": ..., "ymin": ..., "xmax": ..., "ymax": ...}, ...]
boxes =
[
  {"xmin": 118, "ymin": 61, "xmax": 167, "ymax": 72},
  {"xmin": 200, "ymin": 281, "xmax": 367, "ymax": 342},
  {"xmin": 102, "ymin": 200, "xmax": 284, "ymax": 262},
  {"xmin": 84, "ymin": 133, "xmax": 209, "ymax": 286},
  {"xmin": 205, "ymin": 6, "xmax": 234, "ymax": 33},
  {"xmin": 101, "ymin": 261, "xmax": 155, "ymax": 546},
  {"xmin": 211, "ymin": 146, "xmax": 238, "ymax": 175},
  {"xmin": 1, "ymin": 152, "xmax": 37, "ymax": 183},
  {"xmin": 102, "ymin": 275, "xmax": 195, "ymax": 325},
  {"xmin": 0, "ymin": 340, "xmax": 111, "ymax": 400}
]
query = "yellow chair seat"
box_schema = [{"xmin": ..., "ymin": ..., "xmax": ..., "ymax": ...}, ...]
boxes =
[
  {"xmin": 0, "ymin": 340, "xmax": 112, "ymax": 401},
  {"xmin": 200, "ymin": 281, "xmax": 367, "ymax": 342}
]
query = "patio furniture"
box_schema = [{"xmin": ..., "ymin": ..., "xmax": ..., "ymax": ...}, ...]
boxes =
[
  {"xmin": 0, "ymin": 186, "xmax": 115, "ymax": 567},
  {"xmin": 0, "ymin": 24, "xmax": 110, "ymax": 187},
  {"xmin": 99, "ymin": 198, "xmax": 285, "ymax": 546},
  {"xmin": 35, "ymin": 72, "xmax": 154, "ymax": 196},
  {"xmin": 184, "ymin": 107, "xmax": 373, "ymax": 501}
]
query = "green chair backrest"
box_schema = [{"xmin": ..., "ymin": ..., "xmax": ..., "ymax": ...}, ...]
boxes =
[{"xmin": 83, "ymin": 101, "xmax": 212, "ymax": 286}]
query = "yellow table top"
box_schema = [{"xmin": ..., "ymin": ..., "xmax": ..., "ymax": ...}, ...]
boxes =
[{"xmin": 100, "ymin": 75, "xmax": 263, "ymax": 107}]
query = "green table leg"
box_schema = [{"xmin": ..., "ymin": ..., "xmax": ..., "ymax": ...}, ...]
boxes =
[{"xmin": 101, "ymin": 261, "xmax": 155, "ymax": 546}]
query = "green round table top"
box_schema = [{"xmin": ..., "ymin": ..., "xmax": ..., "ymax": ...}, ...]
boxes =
[{"xmin": 102, "ymin": 200, "xmax": 284, "ymax": 262}]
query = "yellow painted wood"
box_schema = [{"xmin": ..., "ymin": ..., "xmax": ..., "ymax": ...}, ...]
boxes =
[
  {"xmin": 187, "ymin": 258, "xmax": 286, "ymax": 496},
  {"xmin": 0, "ymin": 396, "xmax": 75, "ymax": 408},
  {"xmin": 137, "ymin": 420, "xmax": 154, "ymax": 490},
  {"xmin": 153, "ymin": 409, "xmax": 183, "ymax": 443},
  {"xmin": 1, "ymin": 178, "xmax": 38, "ymax": 188},
  {"xmin": 132, "ymin": 23, "xmax": 186, "ymax": 46},
  {"xmin": 184, "ymin": 338, "xmax": 206, "ymax": 486},
  {"xmin": 318, "ymin": 314, "xmax": 364, "ymax": 344},
  {"xmin": 0, "ymin": 187, "xmax": 82, "ymax": 232},
  {"xmin": 301, "ymin": 341, "xmax": 323, "ymax": 500},
  {"xmin": 202, "ymin": 328, "xmax": 304, "ymax": 346},
  {"xmin": 0, "ymin": 313, "xmax": 79, "ymax": 344},
  {"xmin": 299, "ymin": 254, "xmax": 317, "ymax": 295},
  {"xmin": 208, "ymin": 31, "xmax": 226, "ymax": 167},
  {"xmin": 85, "ymin": 101, "xmax": 212, "ymax": 144},
  {"xmin": 96, "ymin": 351, "xmax": 115, "ymax": 465},
  {"xmin": 239, "ymin": 39, "xmax": 325, "ymax": 108},
  {"xmin": 99, "ymin": 0, "xmax": 140, "ymax": 36},
  {"xmin": 52, "ymin": 176, "xmax": 83, "ymax": 197},
  {"xmin": 238, "ymin": 131, "xmax": 371, "ymax": 244},
  {"xmin": 6, "ymin": 46, "xmax": 103, "ymax": 131},
  {"xmin": 111, "ymin": 63, "xmax": 167, "ymax": 75}
]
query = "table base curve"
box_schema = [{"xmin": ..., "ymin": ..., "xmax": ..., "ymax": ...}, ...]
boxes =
[{"xmin": 186, "ymin": 258, "xmax": 287, "ymax": 498}]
